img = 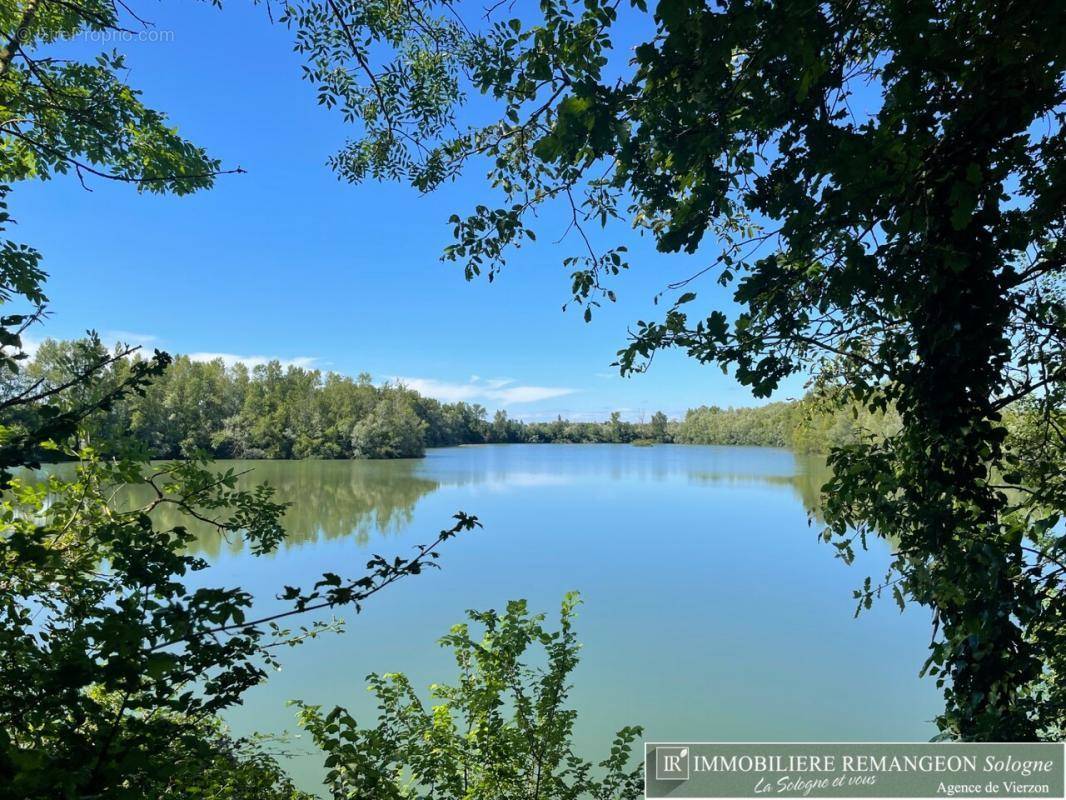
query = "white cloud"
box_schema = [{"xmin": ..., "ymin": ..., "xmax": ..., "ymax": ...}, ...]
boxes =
[
  {"xmin": 492, "ymin": 385, "xmax": 577, "ymax": 403},
  {"xmin": 393, "ymin": 375, "xmax": 577, "ymax": 406},
  {"xmin": 512, "ymin": 407, "xmax": 637, "ymax": 423},
  {"xmin": 9, "ymin": 333, "xmax": 153, "ymax": 362},
  {"xmin": 104, "ymin": 330, "xmax": 159, "ymax": 347},
  {"xmin": 19, "ymin": 335, "xmax": 41, "ymax": 359},
  {"xmin": 187, "ymin": 352, "xmax": 320, "ymax": 370}
]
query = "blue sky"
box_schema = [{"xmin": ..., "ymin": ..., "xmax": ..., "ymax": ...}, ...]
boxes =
[{"xmin": 13, "ymin": 0, "xmax": 807, "ymax": 420}]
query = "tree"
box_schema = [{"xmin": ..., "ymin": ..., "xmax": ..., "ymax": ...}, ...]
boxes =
[
  {"xmin": 288, "ymin": 0, "xmax": 1066, "ymax": 739},
  {"xmin": 0, "ymin": 4, "xmax": 228, "ymax": 192},
  {"xmin": 24, "ymin": 339, "xmax": 794, "ymax": 457},
  {"xmin": 491, "ymin": 407, "xmax": 516, "ymax": 442},
  {"xmin": 0, "ymin": 0, "xmax": 237, "ymax": 469},
  {"xmin": 605, "ymin": 411, "xmax": 630, "ymax": 443},
  {"xmin": 0, "ymin": 342, "xmax": 479, "ymax": 797},
  {"xmin": 295, "ymin": 595, "xmax": 643, "ymax": 800},
  {"xmin": 674, "ymin": 402, "xmax": 803, "ymax": 448},
  {"xmin": 351, "ymin": 391, "xmax": 428, "ymax": 458},
  {"xmin": 0, "ymin": 2, "xmax": 480, "ymax": 793},
  {"xmin": 649, "ymin": 411, "xmax": 669, "ymax": 443},
  {"xmin": 0, "ymin": 432, "xmax": 476, "ymax": 796}
]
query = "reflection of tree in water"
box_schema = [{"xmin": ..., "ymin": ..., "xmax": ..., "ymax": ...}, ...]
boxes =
[
  {"xmin": 36, "ymin": 449, "xmax": 836, "ymax": 559},
  {"xmin": 688, "ymin": 456, "xmax": 908, "ymax": 558},
  {"xmin": 688, "ymin": 452, "xmax": 832, "ymax": 522},
  {"xmin": 139, "ymin": 460, "xmax": 439, "ymax": 558},
  {"xmin": 789, "ymin": 454, "xmax": 832, "ymax": 522}
]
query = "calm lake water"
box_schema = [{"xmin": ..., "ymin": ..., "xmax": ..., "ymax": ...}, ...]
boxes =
[{"xmin": 165, "ymin": 445, "xmax": 940, "ymax": 789}]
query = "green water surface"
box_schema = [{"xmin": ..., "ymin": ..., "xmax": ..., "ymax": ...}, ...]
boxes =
[{"xmin": 164, "ymin": 444, "xmax": 940, "ymax": 790}]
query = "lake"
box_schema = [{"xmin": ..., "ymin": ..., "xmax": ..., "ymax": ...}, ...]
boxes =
[{"xmin": 177, "ymin": 444, "xmax": 941, "ymax": 790}]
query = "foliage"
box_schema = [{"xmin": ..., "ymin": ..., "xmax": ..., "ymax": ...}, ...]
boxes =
[
  {"xmin": 648, "ymin": 411, "xmax": 669, "ymax": 443},
  {"xmin": 164, "ymin": 722, "xmax": 313, "ymax": 800},
  {"xmin": 0, "ymin": 6, "xmax": 226, "ymax": 194},
  {"xmin": 0, "ymin": 0, "xmax": 237, "ymax": 416},
  {"xmin": 295, "ymin": 594, "xmax": 643, "ymax": 800},
  {"xmin": 0, "ymin": 1, "xmax": 480, "ymax": 794},
  {"xmin": 286, "ymin": 0, "xmax": 1066, "ymax": 739},
  {"xmin": 674, "ymin": 395, "xmax": 902, "ymax": 453},
  {"xmin": 33, "ymin": 694, "xmax": 317, "ymax": 800},
  {"xmin": 11, "ymin": 339, "xmax": 700, "ymax": 455},
  {"xmin": 11, "ymin": 339, "xmax": 934, "ymax": 457},
  {"xmin": 674, "ymin": 402, "xmax": 801, "ymax": 449},
  {"xmin": 351, "ymin": 392, "xmax": 428, "ymax": 458},
  {"xmin": 0, "ymin": 334, "xmax": 480, "ymax": 799},
  {"xmin": 0, "ymin": 425, "xmax": 478, "ymax": 797}
]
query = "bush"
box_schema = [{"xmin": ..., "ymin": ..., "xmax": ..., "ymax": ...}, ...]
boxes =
[{"xmin": 296, "ymin": 594, "xmax": 643, "ymax": 800}]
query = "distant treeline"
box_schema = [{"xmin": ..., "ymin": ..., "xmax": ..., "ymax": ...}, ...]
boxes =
[
  {"xmin": 4, "ymin": 338, "xmax": 901, "ymax": 459},
  {"xmin": 674, "ymin": 400, "xmax": 902, "ymax": 452}
]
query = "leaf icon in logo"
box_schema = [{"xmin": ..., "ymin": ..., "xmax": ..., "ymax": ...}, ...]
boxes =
[{"xmin": 679, "ymin": 748, "xmax": 688, "ymax": 759}]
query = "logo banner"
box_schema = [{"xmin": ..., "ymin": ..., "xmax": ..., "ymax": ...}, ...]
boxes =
[{"xmin": 644, "ymin": 742, "xmax": 1065, "ymax": 798}]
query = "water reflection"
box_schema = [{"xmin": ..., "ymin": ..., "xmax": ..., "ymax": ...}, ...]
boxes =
[
  {"xmin": 33, "ymin": 445, "xmax": 833, "ymax": 556},
  {"xmin": 79, "ymin": 443, "xmax": 932, "ymax": 790},
  {"xmin": 178, "ymin": 445, "xmax": 833, "ymax": 556},
  {"xmin": 151, "ymin": 459, "xmax": 440, "ymax": 557}
]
